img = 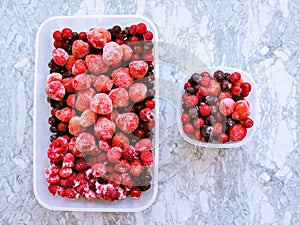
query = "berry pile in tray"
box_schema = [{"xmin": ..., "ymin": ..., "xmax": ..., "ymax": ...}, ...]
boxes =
[
  {"xmin": 181, "ymin": 70, "xmax": 254, "ymax": 143},
  {"xmin": 45, "ymin": 24, "xmax": 155, "ymax": 201}
]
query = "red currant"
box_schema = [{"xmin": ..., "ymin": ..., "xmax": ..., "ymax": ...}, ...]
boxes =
[
  {"xmin": 53, "ymin": 30, "xmax": 62, "ymax": 41},
  {"xmin": 145, "ymin": 100, "xmax": 155, "ymax": 109},
  {"xmin": 61, "ymin": 28, "xmax": 72, "ymax": 40},
  {"xmin": 136, "ymin": 23, "xmax": 147, "ymax": 34},
  {"xmin": 230, "ymin": 72, "xmax": 241, "ymax": 83},
  {"xmin": 144, "ymin": 31, "xmax": 153, "ymax": 40}
]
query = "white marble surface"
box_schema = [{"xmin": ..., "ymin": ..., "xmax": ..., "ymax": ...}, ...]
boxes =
[{"xmin": 1, "ymin": 0, "xmax": 300, "ymax": 224}]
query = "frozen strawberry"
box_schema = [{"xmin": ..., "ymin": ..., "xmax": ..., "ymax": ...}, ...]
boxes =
[
  {"xmin": 62, "ymin": 77, "xmax": 76, "ymax": 92},
  {"xmin": 68, "ymin": 116, "xmax": 85, "ymax": 136},
  {"xmin": 46, "ymin": 81, "xmax": 65, "ymax": 101},
  {"xmin": 109, "ymin": 88, "xmax": 129, "ymax": 108},
  {"xmin": 80, "ymin": 109, "xmax": 97, "ymax": 127},
  {"xmin": 47, "ymin": 73, "xmax": 62, "ymax": 83},
  {"xmin": 112, "ymin": 132, "xmax": 129, "ymax": 148},
  {"xmin": 219, "ymin": 98, "xmax": 236, "ymax": 116},
  {"xmin": 94, "ymin": 117, "xmax": 116, "ymax": 141},
  {"xmin": 94, "ymin": 75, "xmax": 114, "ymax": 93},
  {"xmin": 232, "ymin": 100, "xmax": 250, "ymax": 120},
  {"xmin": 229, "ymin": 124, "xmax": 247, "ymax": 142},
  {"xmin": 72, "ymin": 59, "xmax": 87, "ymax": 76},
  {"xmin": 140, "ymin": 150, "xmax": 153, "ymax": 167},
  {"xmin": 122, "ymin": 145, "xmax": 136, "ymax": 161},
  {"xmin": 87, "ymin": 28, "xmax": 111, "ymax": 49},
  {"xmin": 72, "ymin": 39, "xmax": 90, "ymax": 58},
  {"xmin": 134, "ymin": 139, "xmax": 153, "ymax": 152},
  {"xmin": 85, "ymin": 54, "xmax": 109, "ymax": 75},
  {"xmin": 116, "ymin": 113, "xmax": 139, "ymax": 134},
  {"xmin": 66, "ymin": 94, "xmax": 75, "ymax": 107},
  {"xmin": 107, "ymin": 147, "xmax": 122, "ymax": 163},
  {"xmin": 90, "ymin": 93, "xmax": 113, "ymax": 115},
  {"xmin": 121, "ymin": 44, "xmax": 133, "ymax": 61},
  {"xmin": 111, "ymin": 67, "xmax": 133, "ymax": 88},
  {"xmin": 72, "ymin": 74, "xmax": 91, "ymax": 90},
  {"xmin": 68, "ymin": 137, "xmax": 84, "ymax": 157},
  {"xmin": 48, "ymin": 184, "xmax": 59, "ymax": 196},
  {"xmin": 65, "ymin": 55, "xmax": 77, "ymax": 71},
  {"xmin": 92, "ymin": 163, "xmax": 106, "ymax": 178},
  {"xmin": 129, "ymin": 60, "xmax": 148, "ymax": 78},
  {"xmin": 52, "ymin": 48, "xmax": 69, "ymax": 66},
  {"xmin": 75, "ymin": 132, "xmax": 95, "ymax": 153},
  {"xmin": 74, "ymin": 157, "xmax": 90, "ymax": 171},
  {"xmin": 103, "ymin": 41, "xmax": 123, "ymax": 65},
  {"xmin": 75, "ymin": 88, "xmax": 96, "ymax": 112},
  {"xmin": 55, "ymin": 107, "xmax": 74, "ymax": 122},
  {"xmin": 130, "ymin": 159, "xmax": 144, "ymax": 176},
  {"xmin": 128, "ymin": 82, "xmax": 147, "ymax": 102}
]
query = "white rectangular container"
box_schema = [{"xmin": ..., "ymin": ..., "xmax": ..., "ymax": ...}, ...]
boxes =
[{"xmin": 33, "ymin": 15, "xmax": 159, "ymax": 212}]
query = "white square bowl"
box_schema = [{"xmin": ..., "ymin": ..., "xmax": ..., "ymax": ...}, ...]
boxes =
[{"xmin": 33, "ymin": 15, "xmax": 159, "ymax": 212}]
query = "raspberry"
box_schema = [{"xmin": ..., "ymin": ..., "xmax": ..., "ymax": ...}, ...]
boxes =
[
  {"xmin": 229, "ymin": 124, "xmax": 247, "ymax": 142},
  {"xmin": 121, "ymin": 44, "xmax": 133, "ymax": 61},
  {"xmin": 144, "ymin": 31, "xmax": 153, "ymax": 40},
  {"xmin": 74, "ymin": 158, "xmax": 90, "ymax": 171},
  {"xmin": 72, "ymin": 40, "xmax": 90, "ymax": 58},
  {"xmin": 193, "ymin": 117, "xmax": 204, "ymax": 128},
  {"xmin": 48, "ymin": 184, "xmax": 59, "ymax": 195},
  {"xmin": 72, "ymin": 59, "xmax": 87, "ymax": 76},
  {"xmin": 139, "ymin": 108, "xmax": 154, "ymax": 122},
  {"xmin": 46, "ymin": 81, "xmax": 65, "ymax": 101},
  {"xmin": 112, "ymin": 132, "xmax": 129, "ymax": 148},
  {"xmin": 134, "ymin": 139, "xmax": 153, "ymax": 152},
  {"xmin": 232, "ymin": 100, "xmax": 250, "ymax": 120},
  {"xmin": 101, "ymin": 184, "xmax": 118, "ymax": 201},
  {"xmin": 230, "ymin": 72, "xmax": 241, "ymax": 83},
  {"xmin": 185, "ymin": 95, "xmax": 199, "ymax": 107},
  {"xmin": 65, "ymin": 188, "xmax": 77, "ymax": 199},
  {"xmin": 58, "ymin": 122, "xmax": 68, "ymax": 132},
  {"xmin": 65, "ymin": 56, "xmax": 77, "ymax": 71},
  {"xmin": 94, "ymin": 117, "xmax": 116, "ymax": 141},
  {"xmin": 52, "ymin": 48, "xmax": 69, "ymax": 66},
  {"xmin": 72, "ymin": 74, "xmax": 91, "ymax": 90},
  {"xmin": 46, "ymin": 173, "xmax": 60, "ymax": 184},
  {"xmin": 219, "ymin": 91, "xmax": 232, "ymax": 100},
  {"xmin": 75, "ymin": 88, "xmax": 96, "ymax": 112},
  {"xmin": 80, "ymin": 109, "xmax": 97, "ymax": 127},
  {"xmin": 47, "ymin": 73, "xmax": 62, "ymax": 83},
  {"xmin": 87, "ymin": 28, "xmax": 111, "ymax": 49},
  {"xmin": 212, "ymin": 122, "xmax": 223, "ymax": 136},
  {"xmin": 242, "ymin": 117, "xmax": 254, "ymax": 128},
  {"xmin": 111, "ymin": 67, "xmax": 133, "ymax": 88},
  {"xmin": 55, "ymin": 107, "xmax": 74, "ymax": 122},
  {"xmin": 62, "ymin": 77, "xmax": 76, "ymax": 92},
  {"xmin": 68, "ymin": 116, "xmax": 85, "ymax": 136},
  {"xmin": 129, "ymin": 82, "xmax": 148, "ymax": 103},
  {"xmin": 130, "ymin": 160, "xmax": 143, "ymax": 176},
  {"xmin": 66, "ymin": 94, "xmax": 75, "ymax": 107},
  {"xmin": 109, "ymin": 88, "xmax": 129, "ymax": 108},
  {"xmin": 183, "ymin": 123, "xmax": 194, "ymax": 135},
  {"xmin": 122, "ymin": 145, "xmax": 136, "ymax": 161},
  {"xmin": 218, "ymin": 133, "xmax": 229, "ymax": 143},
  {"xmin": 241, "ymin": 82, "xmax": 252, "ymax": 97},
  {"xmin": 94, "ymin": 75, "xmax": 113, "ymax": 93},
  {"xmin": 59, "ymin": 166, "xmax": 73, "ymax": 179},
  {"xmin": 136, "ymin": 23, "xmax": 147, "ymax": 34},
  {"xmin": 130, "ymin": 187, "xmax": 141, "ymax": 199},
  {"xmin": 47, "ymin": 137, "xmax": 68, "ymax": 163},
  {"xmin": 57, "ymin": 187, "xmax": 66, "ymax": 197},
  {"xmin": 181, "ymin": 113, "xmax": 190, "ymax": 123},
  {"xmin": 107, "ymin": 147, "xmax": 122, "ymax": 163},
  {"xmin": 129, "ymin": 61, "xmax": 148, "ymax": 78},
  {"xmin": 103, "ymin": 42, "xmax": 123, "ymax": 65},
  {"xmin": 219, "ymin": 98, "xmax": 235, "ymax": 116},
  {"xmin": 53, "ymin": 30, "xmax": 62, "ymax": 41},
  {"xmin": 85, "ymin": 54, "xmax": 109, "ymax": 75},
  {"xmin": 61, "ymin": 28, "xmax": 72, "ymax": 40},
  {"xmin": 92, "ymin": 163, "xmax": 106, "ymax": 178},
  {"xmin": 232, "ymin": 85, "xmax": 242, "ymax": 96},
  {"xmin": 62, "ymin": 153, "xmax": 75, "ymax": 167},
  {"xmin": 90, "ymin": 93, "xmax": 113, "ymax": 115},
  {"xmin": 208, "ymin": 80, "xmax": 221, "ymax": 96},
  {"xmin": 75, "ymin": 132, "xmax": 95, "ymax": 153},
  {"xmin": 140, "ymin": 150, "xmax": 153, "ymax": 167},
  {"xmin": 145, "ymin": 99, "xmax": 155, "ymax": 109},
  {"xmin": 199, "ymin": 103, "xmax": 211, "ymax": 116},
  {"xmin": 107, "ymin": 173, "xmax": 122, "ymax": 187},
  {"xmin": 116, "ymin": 113, "xmax": 139, "ymax": 134}
]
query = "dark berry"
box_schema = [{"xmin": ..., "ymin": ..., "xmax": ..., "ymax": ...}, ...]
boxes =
[
  {"xmin": 186, "ymin": 87, "xmax": 197, "ymax": 95},
  {"xmin": 50, "ymin": 133, "xmax": 58, "ymax": 142},
  {"xmin": 48, "ymin": 116, "xmax": 58, "ymax": 125},
  {"xmin": 204, "ymin": 96, "xmax": 215, "ymax": 105},
  {"xmin": 213, "ymin": 70, "xmax": 224, "ymax": 82},
  {"xmin": 188, "ymin": 107, "xmax": 199, "ymax": 119},
  {"xmin": 220, "ymin": 80, "xmax": 232, "ymax": 91},
  {"xmin": 205, "ymin": 115, "xmax": 216, "ymax": 125},
  {"xmin": 144, "ymin": 41, "xmax": 153, "ymax": 51},
  {"xmin": 191, "ymin": 73, "xmax": 201, "ymax": 84},
  {"xmin": 226, "ymin": 117, "xmax": 236, "ymax": 127},
  {"xmin": 139, "ymin": 184, "xmax": 151, "ymax": 191},
  {"xmin": 201, "ymin": 125, "xmax": 214, "ymax": 142},
  {"xmin": 49, "ymin": 125, "xmax": 58, "ymax": 133}
]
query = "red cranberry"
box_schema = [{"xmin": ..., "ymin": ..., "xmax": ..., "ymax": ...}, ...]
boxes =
[
  {"xmin": 230, "ymin": 72, "xmax": 241, "ymax": 83},
  {"xmin": 136, "ymin": 23, "xmax": 147, "ymax": 34},
  {"xmin": 199, "ymin": 103, "xmax": 211, "ymax": 116},
  {"xmin": 53, "ymin": 30, "xmax": 62, "ymax": 41},
  {"xmin": 144, "ymin": 31, "xmax": 153, "ymax": 40},
  {"xmin": 129, "ymin": 25, "xmax": 137, "ymax": 35},
  {"xmin": 232, "ymin": 85, "xmax": 242, "ymax": 96},
  {"xmin": 53, "ymin": 40, "xmax": 63, "ymax": 48},
  {"xmin": 241, "ymin": 82, "xmax": 252, "ymax": 97},
  {"xmin": 183, "ymin": 123, "xmax": 194, "ymax": 135},
  {"xmin": 78, "ymin": 32, "xmax": 87, "ymax": 40},
  {"xmin": 61, "ymin": 28, "xmax": 73, "ymax": 40},
  {"xmin": 145, "ymin": 100, "xmax": 155, "ymax": 109},
  {"xmin": 218, "ymin": 133, "xmax": 229, "ymax": 143},
  {"xmin": 181, "ymin": 113, "xmax": 190, "ymax": 123},
  {"xmin": 193, "ymin": 118, "xmax": 204, "ymax": 128},
  {"xmin": 130, "ymin": 187, "xmax": 141, "ymax": 198},
  {"xmin": 242, "ymin": 117, "xmax": 254, "ymax": 128}
]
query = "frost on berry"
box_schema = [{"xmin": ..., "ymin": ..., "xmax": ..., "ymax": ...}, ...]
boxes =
[
  {"xmin": 129, "ymin": 82, "xmax": 147, "ymax": 102},
  {"xmin": 72, "ymin": 74, "xmax": 91, "ymax": 90},
  {"xmin": 72, "ymin": 39, "xmax": 90, "ymax": 58},
  {"xmin": 112, "ymin": 132, "xmax": 130, "ymax": 148},
  {"xmin": 65, "ymin": 55, "xmax": 77, "ymax": 71},
  {"xmin": 116, "ymin": 113, "xmax": 139, "ymax": 134},
  {"xmin": 62, "ymin": 77, "xmax": 76, "ymax": 93},
  {"xmin": 219, "ymin": 98, "xmax": 236, "ymax": 116},
  {"xmin": 90, "ymin": 93, "xmax": 113, "ymax": 115},
  {"xmin": 94, "ymin": 75, "xmax": 113, "ymax": 93},
  {"xmin": 139, "ymin": 108, "xmax": 154, "ymax": 122},
  {"xmin": 94, "ymin": 117, "xmax": 116, "ymax": 141},
  {"xmin": 87, "ymin": 28, "xmax": 111, "ymax": 49},
  {"xmin": 55, "ymin": 107, "xmax": 74, "ymax": 122},
  {"xmin": 107, "ymin": 147, "xmax": 122, "ymax": 163},
  {"xmin": 62, "ymin": 153, "xmax": 75, "ymax": 167},
  {"xmin": 80, "ymin": 109, "xmax": 97, "ymax": 127},
  {"xmin": 111, "ymin": 67, "xmax": 133, "ymax": 88},
  {"xmin": 74, "ymin": 157, "xmax": 90, "ymax": 171},
  {"xmin": 114, "ymin": 159, "xmax": 130, "ymax": 173},
  {"xmin": 122, "ymin": 145, "xmax": 136, "ymax": 161},
  {"xmin": 47, "ymin": 137, "xmax": 69, "ymax": 163},
  {"xmin": 68, "ymin": 137, "xmax": 84, "ymax": 157},
  {"xmin": 109, "ymin": 88, "xmax": 129, "ymax": 108},
  {"xmin": 92, "ymin": 163, "xmax": 106, "ymax": 178},
  {"xmin": 121, "ymin": 44, "xmax": 133, "ymax": 61},
  {"xmin": 72, "ymin": 59, "xmax": 87, "ymax": 76},
  {"xmin": 103, "ymin": 41, "xmax": 123, "ymax": 65},
  {"xmin": 59, "ymin": 166, "xmax": 73, "ymax": 179},
  {"xmin": 75, "ymin": 88, "xmax": 96, "ymax": 112},
  {"xmin": 129, "ymin": 60, "xmax": 148, "ymax": 79},
  {"xmin": 47, "ymin": 73, "xmax": 62, "ymax": 83},
  {"xmin": 232, "ymin": 100, "xmax": 250, "ymax": 121},
  {"xmin": 75, "ymin": 132, "xmax": 96, "ymax": 153},
  {"xmin": 69, "ymin": 116, "xmax": 85, "ymax": 136},
  {"xmin": 229, "ymin": 124, "xmax": 247, "ymax": 142},
  {"xmin": 52, "ymin": 48, "xmax": 69, "ymax": 66},
  {"xmin": 134, "ymin": 138, "xmax": 153, "ymax": 152},
  {"xmin": 99, "ymin": 140, "xmax": 111, "ymax": 151},
  {"xmin": 129, "ymin": 160, "xmax": 144, "ymax": 176},
  {"xmin": 46, "ymin": 81, "xmax": 65, "ymax": 101},
  {"xmin": 140, "ymin": 150, "xmax": 153, "ymax": 167}
]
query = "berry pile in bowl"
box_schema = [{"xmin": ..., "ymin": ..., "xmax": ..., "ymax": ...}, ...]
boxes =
[
  {"xmin": 179, "ymin": 67, "xmax": 257, "ymax": 148},
  {"xmin": 34, "ymin": 16, "xmax": 159, "ymax": 211}
]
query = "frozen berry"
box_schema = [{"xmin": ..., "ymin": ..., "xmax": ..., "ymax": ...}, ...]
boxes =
[
  {"xmin": 59, "ymin": 166, "xmax": 73, "ymax": 179},
  {"xmin": 241, "ymin": 82, "xmax": 252, "ymax": 97},
  {"xmin": 231, "ymin": 85, "xmax": 242, "ymax": 96},
  {"xmin": 90, "ymin": 93, "xmax": 113, "ymax": 115},
  {"xmin": 140, "ymin": 150, "xmax": 153, "ymax": 167},
  {"xmin": 52, "ymin": 48, "xmax": 69, "ymax": 66},
  {"xmin": 130, "ymin": 160, "xmax": 143, "ymax": 176},
  {"xmin": 219, "ymin": 98, "xmax": 235, "ymax": 116},
  {"xmin": 116, "ymin": 113, "xmax": 139, "ymax": 134},
  {"xmin": 47, "ymin": 73, "xmax": 62, "ymax": 83},
  {"xmin": 75, "ymin": 88, "xmax": 96, "ymax": 112},
  {"xmin": 112, "ymin": 132, "xmax": 130, "ymax": 148},
  {"xmin": 130, "ymin": 187, "xmax": 141, "ymax": 199},
  {"xmin": 85, "ymin": 54, "xmax": 109, "ymax": 75},
  {"xmin": 129, "ymin": 61, "xmax": 148, "ymax": 79},
  {"xmin": 201, "ymin": 125, "xmax": 214, "ymax": 142},
  {"xmin": 68, "ymin": 116, "xmax": 85, "ymax": 136},
  {"xmin": 72, "ymin": 40, "xmax": 90, "ymax": 58},
  {"xmin": 55, "ymin": 107, "xmax": 74, "ymax": 122},
  {"xmin": 129, "ymin": 82, "xmax": 147, "ymax": 102},
  {"xmin": 46, "ymin": 81, "xmax": 65, "ymax": 101},
  {"xmin": 218, "ymin": 133, "xmax": 229, "ymax": 143},
  {"xmin": 242, "ymin": 117, "xmax": 254, "ymax": 128},
  {"xmin": 230, "ymin": 72, "xmax": 241, "ymax": 83},
  {"xmin": 122, "ymin": 145, "xmax": 136, "ymax": 161},
  {"xmin": 80, "ymin": 109, "xmax": 97, "ymax": 127},
  {"xmin": 53, "ymin": 30, "xmax": 62, "ymax": 41},
  {"xmin": 58, "ymin": 122, "xmax": 68, "ymax": 132},
  {"xmin": 92, "ymin": 163, "xmax": 106, "ymax": 178},
  {"xmin": 229, "ymin": 124, "xmax": 247, "ymax": 142},
  {"xmin": 134, "ymin": 139, "xmax": 153, "ymax": 152},
  {"xmin": 199, "ymin": 103, "xmax": 211, "ymax": 116},
  {"xmin": 144, "ymin": 31, "xmax": 153, "ymax": 40},
  {"xmin": 208, "ymin": 80, "xmax": 221, "ymax": 96},
  {"xmin": 61, "ymin": 28, "xmax": 72, "ymax": 40},
  {"xmin": 109, "ymin": 88, "xmax": 129, "ymax": 108},
  {"xmin": 93, "ymin": 75, "xmax": 113, "ymax": 93},
  {"xmin": 103, "ymin": 41, "xmax": 123, "ymax": 65},
  {"xmin": 200, "ymin": 76, "xmax": 211, "ymax": 86},
  {"xmin": 213, "ymin": 70, "xmax": 224, "ymax": 82},
  {"xmin": 72, "ymin": 74, "xmax": 91, "ymax": 90},
  {"xmin": 232, "ymin": 100, "xmax": 250, "ymax": 120},
  {"xmin": 72, "ymin": 59, "xmax": 87, "ymax": 76},
  {"xmin": 193, "ymin": 117, "xmax": 204, "ymax": 128},
  {"xmin": 75, "ymin": 132, "xmax": 95, "ymax": 153},
  {"xmin": 94, "ymin": 117, "xmax": 116, "ymax": 141},
  {"xmin": 62, "ymin": 77, "xmax": 76, "ymax": 92},
  {"xmin": 107, "ymin": 147, "xmax": 122, "ymax": 163},
  {"xmin": 212, "ymin": 122, "xmax": 223, "ymax": 136},
  {"xmin": 220, "ymin": 80, "xmax": 232, "ymax": 91},
  {"xmin": 181, "ymin": 113, "xmax": 190, "ymax": 123},
  {"xmin": 121, "ymin": 44, "xmax": 133, "ymax": 61},
  {"xmin": 219, "ymin": 91, "xmax": 232, "ymax": 100},
  {"xmin": 140, "ymin": 108, "xmax": 154, "ymax": 122},
  {"xmin": 78, "ymin": 32, "xmax": 87, "ymax": 40},
  {"xmin": 111, "ymin": 67, "xmax": 133, "ymax": 88},
  {"xmin": 183, "ymin": 123, "xmax": 194, "ymax": 135},
  {"xmin": 65, "ymin": 56, "xmax": 77, "ymax": 71},
  {"xmin": 185, "ymin": 95, "xmax": 199, "ymax": 107},
  {"xmin": 136, "ymin": 23, "xmax": 147, "ymax": 34},
  {"xmin": 87, "ymin": 28, "xmax": 111, "ymax": 49}
]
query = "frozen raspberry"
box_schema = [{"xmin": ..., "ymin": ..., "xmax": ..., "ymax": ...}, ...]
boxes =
[
  {"xmin": 72, "ymin": 59, "xmax": 87, "ymax": 76},
  {"xmin": 130, "ymin": 160, "xmax": 143, "ymax": 176},
  {"xmin": 62, "ymin": 77, "xmax": 76, "ymax": 93},
  {"xmin": 129, "ymin": 82, "xmax": 148, "ymax": 102},
  {"xmin": 139, "ymin": 108, "xmax": 154, "ymax": 122},
  {"xmin": 116, "ymin": 113, "xmax": 139, "ymax": 134},
  {"xmin": 109, "ymin": 88, "xmax": 129, "ymax": 108},
  {"xmin": 208, "ymin": 80, "xmax": 221, "ymax": 96},
  {"xmin": 107, "ymin": 147, "xmax": 122, "ymax": 163},
  {"xmin": 87, "ymin": 28, "xmax": 111, "ymax": 49},
  {"xmin": 134, "ymin": 139, "xmax": 153, "ymax": 152},
  {"xmin": 52, "ymin": 48, "xmax": 69, "ymax": 66},
  {"xmin": 55, "ymin": 107, "xmax": 74, "ymax": 122},
  {"xmin": 122, "ymin": 145, "xmax": 136, "ymax": 161},
  {"xmin": 101, "ymin": 184, "xmax": 118, "ymax": 201},
  {"xmin": 92, "ymin": 163, "xmax": 106, "ymax": 178},
  {"xmin": 232, "ymin": 100, "xmax": 250, "ymax": 120},
  {"xmin": 230, "ymin": 72, "xmax": 241, "ymax": 84},
  {"xmin": 102, "ymin": 41, "xmax": 123, "ymax": 65},
  {"xmin": 218, "ymin": 133, "xmax": 229, "ymax": 143},
  {"xmin": 199, "ymin": 103, "xmax": 211, "ymax": 117},
  {"xmin": 94, "ymin": 75, "xmax": 113, "ymax": 93},
  {"xmin": 46, "ymin": 173, "xmax": 60, "ymax": 184},
  {"xmin": 121, "ymin": 44, "xmax": 133, "ymax": 61},
  {"xmin": 183, "ymin": 123, "xmax": 194, "ymax": 135},
  {"xmin": 84, "ymin": 190, "xmax": 97, "ymax": 200},
  {"xmin": 57, "ymin": 187, "xmax": 66, "ymax": 197},
  {"xmin": 212, "ymin": 122, "xmax": 223, "ymax": 136},
  {"xmin": 193, "ymin": 117, "xmax": 204, "ymax": 128},
  {"xmin": 46, "ymin": 81, "xmax": 65, "ymax": 101},
  {"xmin": 121, "ymin": 173, "xmax": 133, "ymax": 187},
  {"xmin": 65, "ymin": 56, "xmax": 77, "ymax": 71},
  {"xmin": 219, "ymin": 98, "xmax": 236, "ymax": 116},
  {"xmin": 74, "ymin": 158, "xmax": 90, "ymax": 171},
  {"xmin": 140, "ymin": 150, "xmax": 153, "ymax": 167},
  {"xmin": 107, "ymin": 173, "xmax": 122, "ymax": 187},
  {"xmin": 185, "ymin": 95, "xmax": 199, "ymax": 107},
  {"xmin": 47, "ymin": 137, "xmax": 69, "ymax": 163},
  {"xmin": 72, "ymin": 74, "xmax": 91, "ymax": 90},
  {"xmin": 85, "ymin": 54, "xmax": 109, "ymax": 75},
  {"xmin": 130, "ymin": 187, "xmax": 141, "ymax": 199},
  {"xmin": 62, "ymin": 153, "xmax": 75, "ymax": 167},
  {"xmin": 75, "ymin": 88, "xmax": 96, "ymax": 112},
  {"xmin": 241, "ymin": 82, "xmax": 252, "ymax": 97},
  {"xmin": 129, "ymin": 61, "xmax": 148, "ymax": 79},
  {"xmin": 68, "ymin": 116, "xmax": 85, "ymax": 136},
  {"xmin": 232, "ymin": 85, "xmax": 242, "ymax": 96},
  {"xmin": 72, "ymin": 39, "xmax": 90, "ymax": 58},
  {"xmin": 111, "ymin": 67, "xmax": 133, "ymax": 88},
  {"xmin": 47, "ymin": 73, "xmax": 62, "ymax": 83},
  {"xmin": 65, "ymin": 188, "xmax": 78, "ymax": 199},
  {"xmin": 242, "ymin": 117, "xmax": 254, "ymax": 128},
  {"xmin": 229, "ymin": 124, "xmax": 247, "ymax": 142},
  {"xmin": 94, "ymin": 117, "xmax": 116, "ymax": 141},
  {"xmin": 59, "ymin": 166, "xmax": 73, "ymax": 179},
  {"xmin": 114, "ymin": 159, "xmax": 130, "ymax": 173},
  {"xmin": 219, "ymin": 91, "xmax": 232, "ymax": 100},
  {"xmin": 80, "ymin": 109, "xmax": 97, "ymax": 127},
  {"xmin": 112, "ymin": 132, "xmax": 130, "ymax": 148},
  {"xmin": 48, "ymin": 184, "xmax": 59, "ymax": 196},
  {"xmin": 181, "ymin": 113, "xmax": 190, "ymax": 123},
  {"xmin": 90, "ymin": 93, "xmax": 113, "ymax": 115},
  {"xmin": 75, "ymin": 132, "xmax": 95, "ymax": 153}
]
